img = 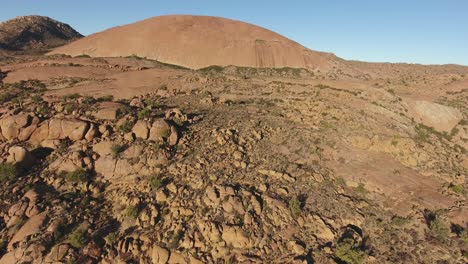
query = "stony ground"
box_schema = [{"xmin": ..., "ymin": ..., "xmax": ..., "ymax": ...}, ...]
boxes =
[{"xmin": 0, "ymin": 56, "xmax": 467, "ymax": 263}]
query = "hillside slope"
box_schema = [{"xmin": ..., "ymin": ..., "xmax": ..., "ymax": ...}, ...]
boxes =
[
  {"xmin": 0, "ymin": 15, "xmax": 82, "ymax": 52},
  {"xmin": 50, "ymin": 15, "xmax": 341, "ymax": 70}
]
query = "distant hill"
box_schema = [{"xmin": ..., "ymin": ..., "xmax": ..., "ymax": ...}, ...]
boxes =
[
  {"xmin": 0, "ymin": 15, "xmax": 82, "ymax": 52},
  {"xmin": 50, "ymin": 15, "xmax": 342, "ymax": 70}
]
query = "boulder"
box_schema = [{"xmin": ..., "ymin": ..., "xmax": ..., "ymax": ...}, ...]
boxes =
[
  {"xmin": 168, "ymin": 126, "xmax": 179, "ymax": 146},
  {"xmin": 44, "ymin": 243, "xmax": 70, "ymax": 262},
  {"xmin": 93, "ymin": 141, "xmax": 114, "ymax": 157},
  {"xmin": 132, "ymin": 120, "xmax": 149, "ymax": 139},
  {"xmin": 61, "ymin": 119, "xmax": 90, "ymax": 141},
  {"xmin": 151, "ymin": 245, "xmax": 170, "ymax": 264},
  {"xmin": 149, "ymin": 119, "xmax": 171, "ymax": 141},
  {"xmin": 221, "ymin": 225, "xmax": 252, "ymax": 249},
  {"xmin": 30, "ymin": 118, "xmax": 92, "ymax": 145},
  {"xmin": 8, "ymin": 211, "xmax": 48, "ymax": 250},
  {"xmin": 7, "ymin": 146, "xmax": 35, "ymax": 168},
  {"xmin": 93, "ymin": 102, "xmax": 123, "ymax": 120},
  {"xmin": 0, "ymin": 113, "xmax": 38, "ymax": 141}
]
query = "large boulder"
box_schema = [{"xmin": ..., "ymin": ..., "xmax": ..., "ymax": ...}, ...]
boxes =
[
  {"xmin": 29, "ymin": 118, "xmax": 92, "ymax": 145},
  {"xmin": 132, "ymin": 120, "xmax": 149, "ymax": 139},
  {"xmin": 149, "ymin": 119, "xmax": 171, "ymax": 142},
  {"xmin": 93, "ymin": 102, "xmax": 124, "ymax": 120},
  {"xmin": 7, "ymin": 146, "xmax": 35, "ymax": 168},
  {"xmin": 0, "ymin": 113, "xmax": 38, "ymax": 141},
  {"xmin": 408, "ymin": 100, "xmax": 462, "ymax": 133},
  {"xmin": 8, "ymin": 211, "xmax": 48, "ymax": 250}
]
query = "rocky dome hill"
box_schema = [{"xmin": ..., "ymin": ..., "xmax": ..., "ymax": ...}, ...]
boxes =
[
  {"xmin": 0, "ymin": 15, "xmax": 82, "ymax": 52},
  {"xmin": 49, "ymin": 15, "xmax": 341, "ymax": 70}
]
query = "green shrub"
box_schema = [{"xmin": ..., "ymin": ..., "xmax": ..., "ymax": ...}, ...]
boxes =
[
  {"xmin": 354, "ymin": 183, "xmax": 367, "ymax": 195},
  {"xmin": 138, "ymin": 108, "xmax": 151, "ymax": 119},
  {"xmin": 98, "ymin": 95, "xmax": 114, "ymax": 102},
  {"xmin": 424, "ymin": 210, "xmax": 450, "ymax": 242},
  {"xmin": 63, "ymin": 93, "xmax": 81, "ymax": 100},
  {"xmin": 335, "ymin": 238, "xmax": 366, "ymax": 264},
  {"xmin": 117, "ymin": 121, "xmax": 133, "ymax": 133},
  {"xmin": 65, "ymin": 169, "xmax": 89, "ymax": 182},
  {"xmin": 69, "ymin": 228, "xmax": 87, "ymax": 248},
  {"xmin": 0, "ymin": 163, "xmax": 17, "ymax": 182},
  {"xmin": 104, "ymin": 232, "xmax": 117, "ymax": 246},
  {"xmin": 126, "ymin": 205, "xmax": 140, "ymax": 219},
  {"xmin": 336, "ymin": 177, "xmax": 346, "ymax": 186},
  {"xmin": 148, "ymin": 175, "xmax": 162, "ymax": 190},
  {"xmin": 289, "ymin": 196, "xmax": 302, "ymax": 219},
  {"xmin": 111, "ymin": 144, "xmax": 126, "ymax": 159},
  {"xmin": 144, "ymin": 98, "xmax": 158, "ymax": 109},
  {"xmin": 449, "ymin": 184, "xmax": 465, "ymax": 194}
]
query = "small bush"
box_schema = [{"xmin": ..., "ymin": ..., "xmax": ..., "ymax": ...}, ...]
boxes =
[
  {"xmin": 63, "ymin": 93, "xmax": 81, "ymax": 100},
  {"xmin": 65, "ymin": 169, "xmax": 89, "ymax": 182},
  {"xmin": 336, "ymin": 177, "xmax": 346, "ymax": 186},
  {"xmin": 355, "ymin": 183, "xmax": 367, "ymax": 195},
  {"xmin": 126, "ymin": 205, "xmax": 140, "ymax": 219},
  {"xmin": 335, "ymin": 238, "xmax": 366, "ymax": 264},
  {"xmin": 69, "ymin": 228, "xmax": 87, "ymax": 248},
  {"xmin": 98, "ymin": 95, "xmax": 114, "ymax": 102},
  {"xmin": 104, "ymin": 232, "xmax": 117, "ymax": 246},
  {"xmin": 289, "ymin": 196, "xmax": 302, "ymax": 219},
  {"xmin": 424, "ymin": 210, "xmax": 450, "ymax": 242},
  {"xmin": 0, "ymin": 163, "xmax": 17, "ymax": 182},
  {"xmin": 111, "ymin": 144, "xmax": 126, "ymax": 159},
  {"xmin": 148, "ymin": 175, "xmax": 162, "ymax": 190},
  {"xmin": 449, "ymin": 183, "xmax": 465, "ymax": 194},
  {"xmin": 117, "ymin": 121, "xmax": 133, "ymax": 133},
  {"xmin": 144, "ymin": 98, "xmax": 158, "ymax": 109},
  {"xmin": 31, "ymin": 94, "xmax": 43, "ymax": 103},
  {"xmin": 138, "ymin": 108, "xmax": 151, "ymax": 119}
]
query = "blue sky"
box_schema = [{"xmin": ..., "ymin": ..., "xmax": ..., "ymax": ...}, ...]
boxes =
[{"xmin": 1, "ymin": 1, "xmax": 467, "ymax": 65}]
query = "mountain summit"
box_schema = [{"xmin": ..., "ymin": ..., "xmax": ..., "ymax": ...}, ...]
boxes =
[
  {"xmin": 0, "ymin": 15, "xmax": 82, "ymax": 52},
  {"xmin": 50, "ymin": 15, "xmax": 339, "ymax": 69}
]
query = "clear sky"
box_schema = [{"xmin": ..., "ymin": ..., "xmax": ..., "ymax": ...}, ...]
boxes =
[{"xmin": 1, "ymin": 1, "xmax": 467, "ymax": 65}]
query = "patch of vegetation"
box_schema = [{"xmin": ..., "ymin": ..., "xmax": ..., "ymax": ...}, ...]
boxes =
[
  {"xmin": 126, "ymin": 205, "xmax": 140, "ymax": 219},
  {"xmin": 289, "ymin": 196, "xmax": 302, "ymax": 219},
  {"xmin": 391, "ymin": 216, "xmax": 409, "ymax": 226},
  {"xmin": 63, "ymin": 93, "xmax": 81, "ymax": 100},
  {"xmin": 138, "ymin": 108, "xmax": 151, "ymax": 119},
  {"xmin": 198, "ymin": 65, "xmax": 224, "ymax": 73},
  {"xmin": 65, "ymin": 169, "xmax": 89, "ymax": 182},
  {"xmin": 335, "ymin": 238, "xmax": 367, "ymax": 264},
  {"xmin": 423, "ymin": 210, "xmax": 450, "ymax": 242},
  {"xmin": 414, "ymin": 123, "xmax": 454, "ymax": 144},
  {"xmin": 156, "ymin": 60, "xmax": 190, "ymax": 70},
  {"xmin": 0, "ymin": 163, "xmax": 17, "ymax": 182},
  {"xmin": 69, "ymin": 228, "xmax": 87, "ymax": 248},
  {"xmin": 97, "ymin": 95, "xmax": 114, "ymax": 102},
  {"xmin": 111, "ymin": 144, "xmax": 126, "ymax": 159},
  {"xmin": 448, "ymin": 183, "xmax": 465, "ymax": 194},
  {"xmin": 104, "ymin": 232, "xmax": 117, "ymax": 246},
  {"xmin": 117, "ymin": 120, "xmax": 133, "ymax": 133},
  {"xmin": 147, "ymin": 175, "xmax": 162, "ymax": 190},
  {"xmin": 336, "ymin": 176, "xmax": 347, "ymax": 186},
  {"xmin": 144, "ymin": 98, "xmax": 158, "ymax": 109},
  {"xmin": 167, "ymin": 230, "xmax": 184, "ymax": 249},
  {"xmin": 75, "ymin": 54, "xmax": 91, "ymax": 58},
  {"xmin": 354, "ymin": 183, "xmax": 367, "ymax": 195}
]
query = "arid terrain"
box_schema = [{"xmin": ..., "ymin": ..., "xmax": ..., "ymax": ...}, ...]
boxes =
[{"xmin": 0, "ymin": 15, "xmax": 467, "ymax": 264}]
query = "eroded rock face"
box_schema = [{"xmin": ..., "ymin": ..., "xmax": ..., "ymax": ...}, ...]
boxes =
[
  {"xmin": 408, "ymin": 100, "xmax": 462, "ymax": 133},
  {"xmin": 8, "ymin": 211, "xmax": 48, "ymax": 250},
  {"xmin": 29, "ymin": 118, "xmax": 92, "ymax": 145},
  {"xmin": 0, "ymin": 113, "xmax": 39, "ymax": 141}
]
